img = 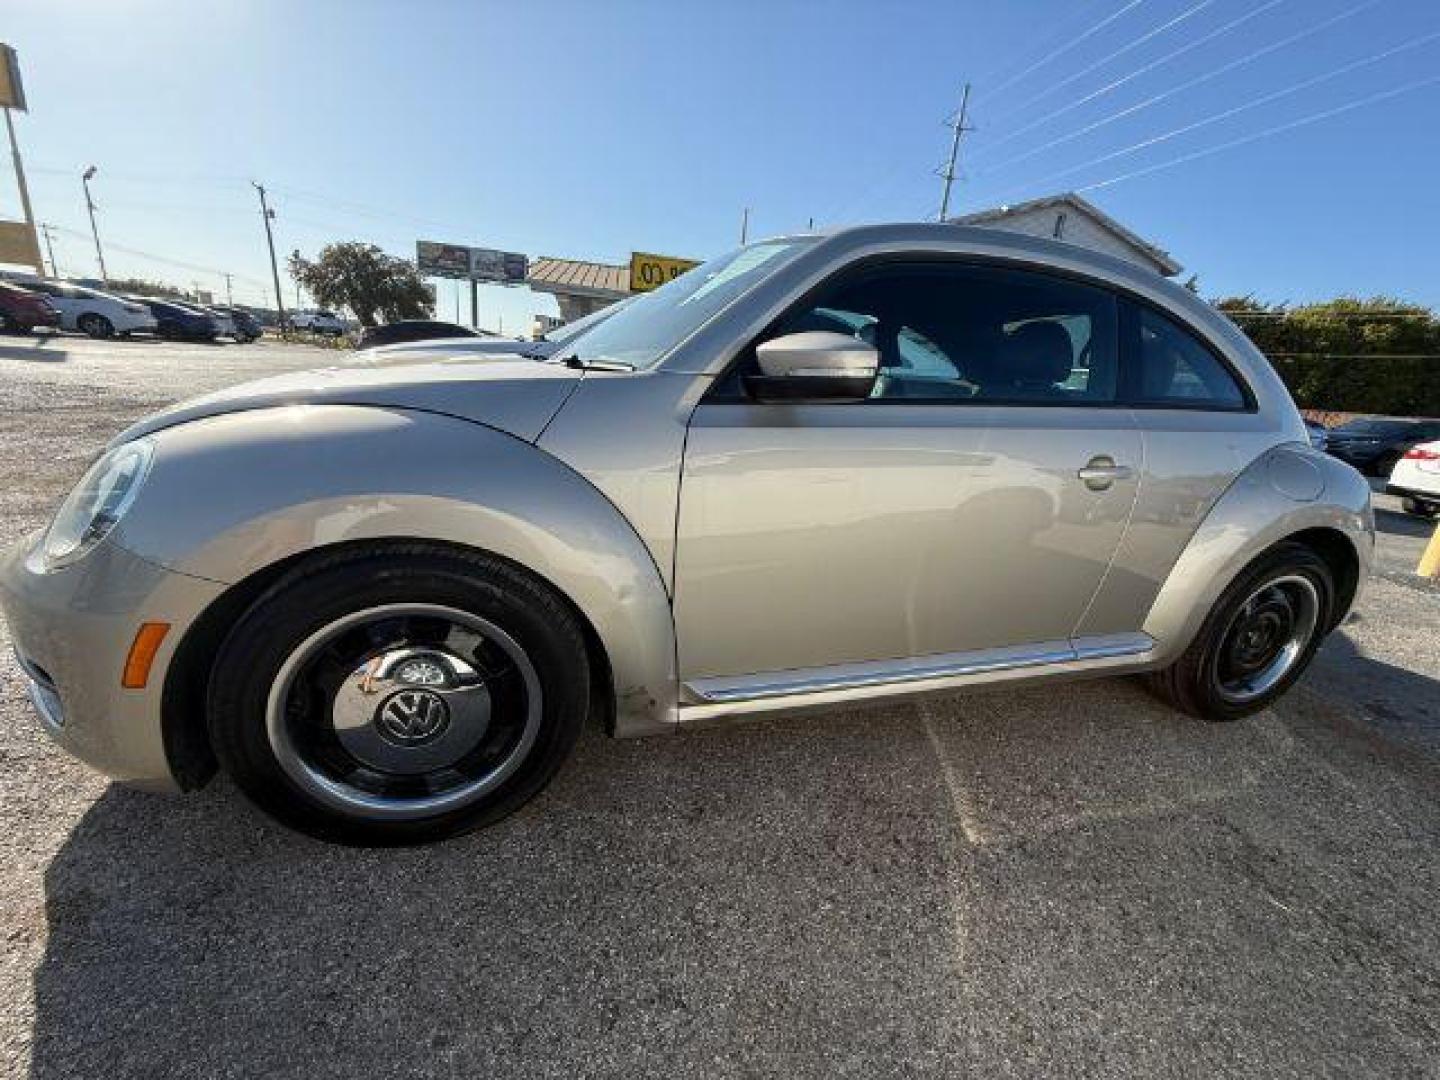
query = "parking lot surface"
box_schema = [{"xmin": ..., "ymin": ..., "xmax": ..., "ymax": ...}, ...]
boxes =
[{"xmin": 1, "ymin": 334, "xmax": 1438, "ymax": 1079}]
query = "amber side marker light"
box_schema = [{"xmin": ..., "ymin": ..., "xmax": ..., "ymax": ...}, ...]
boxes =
[{"xmin": 122, "ymin": 622, "xmax": 171, "ymax": 689}]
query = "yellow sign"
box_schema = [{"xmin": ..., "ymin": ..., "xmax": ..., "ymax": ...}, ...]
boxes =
[
  {"xmin": 0, "ymin": 221, "xmax": 41, "ymax": 271},
  {"xmin": 0, "ymin": 45, "xmax": 26, "ymax": 112},
  {"xmin": 628, "ymin": 251, "xmax": 699, "ymax": 293}
]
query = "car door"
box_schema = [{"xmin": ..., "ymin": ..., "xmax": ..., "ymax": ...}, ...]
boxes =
[{"xmin": 673, "ymin": 259, "xmax": 1143, "ymax": 687}]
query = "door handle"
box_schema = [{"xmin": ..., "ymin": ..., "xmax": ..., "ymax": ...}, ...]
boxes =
[{"xmin": 1077, "ymin": 456, "xmax": 1134, "ymax": 490}]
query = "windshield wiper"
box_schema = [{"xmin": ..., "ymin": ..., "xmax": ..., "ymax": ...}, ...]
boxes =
[{"xmin": 554, "ymin": 354, "xmax": 635, "ymax": 372}]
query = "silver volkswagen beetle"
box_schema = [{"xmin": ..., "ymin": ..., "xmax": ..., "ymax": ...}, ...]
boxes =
[{"xmin": 1, "ymin": 224, "xmax": 1373, "ymax": 844}]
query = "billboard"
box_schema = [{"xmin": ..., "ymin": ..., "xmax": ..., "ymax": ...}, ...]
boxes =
[
  {"xmin": 469, "ymin": 247, "xmax": 528, "ymax": 285},
  {"xmin": 416, "ymin": 241, "xmax": 471, "ymax": 280},
  {"xmin": 0, "ymin": 45, "xmax": 26, "ymax": 112},
  {"xmin": 629, "ymin": 251, "xmax": 699, "ymax": 293},
  {"xmin": 417, "ymin": 241, "xmax": 527, "ymax": 285},
  {"xmin": 0, "ymin": 221, "xmax": 41, "ymax": 271}
]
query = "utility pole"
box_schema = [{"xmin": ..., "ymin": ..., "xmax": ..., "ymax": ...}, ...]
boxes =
[
  {"xmin": 740, "ymin": 206, "xmax": 750, "ymax": 244},
  {"xmin": 81, "ymin": 165, "xmax": 107, "ymax": 282},
  {"xmin": 937, "ymin": 82, "xmax": 973, "ymax": 221},
  {"xmin": 253, "ymin": 182, "xmax": 286, "ymax": 328},
  {"xmin": 224, "ymin": 273, "xmax": 233, "ymax": 306},
  {"xmin": 39, "ymin": 222, "xmax": 57, "ymax": 277}
]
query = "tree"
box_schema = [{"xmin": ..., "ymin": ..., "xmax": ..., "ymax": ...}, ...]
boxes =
[{"xmin": 287, "ymin": 242, "xmax": 433, "ymax": 327}]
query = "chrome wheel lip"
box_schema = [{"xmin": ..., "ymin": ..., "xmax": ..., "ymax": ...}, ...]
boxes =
[
  {"xmin": 265, "ymin": 603, "xmax": 543, "ymax": 822},
  {"xmin": 1214, "ymin": 573, "xmax": 1320, "ymax": 704}
]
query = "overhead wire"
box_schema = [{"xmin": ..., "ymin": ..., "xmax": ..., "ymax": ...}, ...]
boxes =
[
  {"xmin": 983, "ymin": 0, "xmax": 1150, "ymax": 99},
  {"xmin": 986, "ymin": 0, "xmax": 1219, "ymax": 128},
  {"xmin": 1015, "ymin": 31, "xmax": 1440, "ymax": 192},
  {"xmin": 970, "ymin": 0, "xmax": 1285, "ymax": 161},
  {"xmin": 1067, "ymin": 73, "xmax": 1440, "ymax": 195},
  {"xmin": 975, "ymin": 0, "xmax": 1383, "ymax": 181}
]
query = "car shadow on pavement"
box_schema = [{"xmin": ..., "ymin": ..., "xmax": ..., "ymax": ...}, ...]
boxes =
[
  {"xmin": 27, "ymin": 709, "xmax": 975, "ymax": 1079},
  {"xmin": 26, "ymin": 671, "xmax": 1440, "ymax": 1079},
  {"xmin": 1374, "ymin": 505, "xmax": 1436, "ymax": 540},
  {"xmin": 0, "ymin": 340, "xmax": 68, "ymax": 363}
]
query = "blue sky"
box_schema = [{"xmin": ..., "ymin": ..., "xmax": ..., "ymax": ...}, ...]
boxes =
[{"xmin": 2, "ymin": 0, "xmax": 1437, "ymax": 330}]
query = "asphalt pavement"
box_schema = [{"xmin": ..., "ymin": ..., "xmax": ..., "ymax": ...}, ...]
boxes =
[{"xmin": 1, "ymin": 333, "xmax": 1437, "ymax": 1079}]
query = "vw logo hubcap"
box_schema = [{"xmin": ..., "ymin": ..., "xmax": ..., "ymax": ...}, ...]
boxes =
[{"xmin": 375, "ymin": 689, "xmax": 451, "ymax": 746}]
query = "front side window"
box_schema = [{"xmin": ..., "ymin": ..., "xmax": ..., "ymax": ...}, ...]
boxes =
[
  {"xmin": 1130, "ymin": 306, "xmax": 1246, "ymax": 409},
  {"xmin": 753, "ymin": 262, "xmax": 1120, "ymax": 404}
]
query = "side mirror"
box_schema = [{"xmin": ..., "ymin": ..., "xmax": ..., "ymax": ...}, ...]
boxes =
[{"xmin": 746, "ymin": 331, "xmax": 879, "ymax": 403}]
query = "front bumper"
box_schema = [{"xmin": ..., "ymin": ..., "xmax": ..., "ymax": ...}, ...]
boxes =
[{"xmin": 0, "ymin": 532, "xmax": 225, "ymax": 792}]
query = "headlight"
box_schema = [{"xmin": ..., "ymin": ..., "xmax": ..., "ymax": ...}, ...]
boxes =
[{"xmin": 41, "ymin": 439, "xmax": 154, "ymax": 569}]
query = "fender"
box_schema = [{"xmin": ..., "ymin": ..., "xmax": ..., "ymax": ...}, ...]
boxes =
[
  {"xmin": 113, "ymin": 405, "xmax": 679, "ymax": 737},
  {"xmin": 1141, "ymin": 444, "xmax": 1373, "ymax": 663}
]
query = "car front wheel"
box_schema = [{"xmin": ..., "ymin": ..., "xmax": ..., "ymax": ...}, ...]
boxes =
[
  {"xmin": 208, "ymin": 544, "xmax": 590, "ymax": 845},
  {"xmin": 77, "ymin": 313, "xmax": 114, "ymax": 338},
  {"xmin": 1144, "ymin": 542, "xmax": 1335, "ymax": 722}
]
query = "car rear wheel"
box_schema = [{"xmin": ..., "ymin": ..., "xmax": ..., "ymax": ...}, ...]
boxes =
[
  {"xmin": 1144, "ymin": 542, "xmax": 1334, "ymax": 722},
  {"xmin": 208, "ymin": 545, "xmax": 590, "ymax": 845},
  {"xmin": 1401, "ymin": 496, "xmax": 1439, "ymax": 519},
  {"xmin": 77, "ymin": 313, "xmax": 114, "ymax": 338}
]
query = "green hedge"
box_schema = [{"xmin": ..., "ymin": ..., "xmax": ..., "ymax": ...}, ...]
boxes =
[
  {"xmin": 1214, "ymin": 297, "xmax": 1440, "ymax": 417},
  {"xmin": 1266, "ymin": 354, "xmax": 1440, "ymax": 417}
]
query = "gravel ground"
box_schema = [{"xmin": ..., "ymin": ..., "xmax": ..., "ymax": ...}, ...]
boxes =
[{"xmin": 1, "ymin": 333, "xmax": 1437, "ymax": 1079}]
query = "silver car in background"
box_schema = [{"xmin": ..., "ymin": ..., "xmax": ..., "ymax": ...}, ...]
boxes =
[{"xmin": 1, "ymin": 224, "xmax": 1373, "ymax": 845}]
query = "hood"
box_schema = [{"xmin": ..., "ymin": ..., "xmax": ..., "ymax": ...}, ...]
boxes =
[
  {"xmin": 113, "ymin": 357, "xmax": 584, "ymax": 446},
  {"xmin": 360, "ymin": 337, "xmax": 547, "ymax": 362}
]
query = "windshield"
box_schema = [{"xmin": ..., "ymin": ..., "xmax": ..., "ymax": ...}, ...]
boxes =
[
  {"xmin": 561, "ymin": 239, "xmax": 814, "ymax": 370},
  {"xmin": 542, "ymin": 300, "xmax": 629, "ymax": 347}
]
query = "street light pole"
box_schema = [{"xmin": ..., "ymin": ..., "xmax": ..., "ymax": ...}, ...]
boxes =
[
  {"xmin": 252, "ymin": 182, "xmax": 286, "ymax": 329},
  {"xmin": 81, "ymin": 165, "xmax": 107, "ymax": 282}
]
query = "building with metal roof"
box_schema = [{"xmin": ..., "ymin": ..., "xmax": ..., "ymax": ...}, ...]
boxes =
[
  {"xmin": 950, "ymin": 192, "xmax": 1182, "ymax": 277},
  {"xmin": 526, "ymin": 256, "xmax": 630, "ymax": 321}
]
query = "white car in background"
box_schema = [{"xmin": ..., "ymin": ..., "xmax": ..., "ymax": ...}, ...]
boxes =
[
  {"xmin": 289, "ymin": 309, "xmax": 346, "ymax": 335},
  {"xmin": 17, "ymin": 280, "xmax": 158, "ymax": 338},
  {"xmin": 1387, "ymin": 441, "xmax": 1440, "ymax": 518}
]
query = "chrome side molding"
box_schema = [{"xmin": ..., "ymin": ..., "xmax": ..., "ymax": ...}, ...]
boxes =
[{"xmin": 682, "ymin": 632, "xmax": 1155, "ymax": 706}]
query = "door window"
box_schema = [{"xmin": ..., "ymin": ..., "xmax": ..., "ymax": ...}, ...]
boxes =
[{"xmin": 751, "ymin": 263, "xmax": 1121, "ymax": 404}]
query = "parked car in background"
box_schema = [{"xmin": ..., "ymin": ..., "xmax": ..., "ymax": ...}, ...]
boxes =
[
  {"xmin": 1304, "ymin": 418, "xmax": 1328, "ymax": 452},
  {"xmin": 0, "ymin": 224, "xmax": 1374, "ymax": 845},
  {"xmin": 0, "ymin": 281, "xmax": 61, "ymax": 333},
  {"xmin": 290, "ymin": 309, "xmax": 346, "ymax": 335},
  {"xmin": 16, "ymin": 280, "xmax": 158, "ymax": 338},
  {"xmin": 1325, "ymin": 417, "xmax": 1440, "ymax": 476},
  {"xmin": 357, "ymin": 320, "xmax": 482, "ymax": 350},
  {"xmin": 129, "ymin": 296, "xmax": 223, "ymax": 341},
  {"xmin": 212, "ymin": 305, "xmax": 262, "ymax": 343},
  {"xmin": 359, "ymin": 301, "xmax": 627, "ymax": 363},
  {"xmin": 1387, "ymin": 441, "xmax": 1440, "ymax": 518}
]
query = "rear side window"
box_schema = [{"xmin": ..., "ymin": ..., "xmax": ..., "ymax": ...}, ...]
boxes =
[{"xmin": 1129, "ymin": 305, "xmax": 1247, "ymax": 410}]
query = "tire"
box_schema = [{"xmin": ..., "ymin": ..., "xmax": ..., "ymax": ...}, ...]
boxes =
[
  {"xmin": 77, "ymin": 312, "xmax": 114, "ymax": 339},
  {"xmin": 208, "ymin": 544, "xmax": 590, "ymax": 845},
  {"xmin": 1143, "ymin": 542, "xmax": 1334, "ymax": 722},
  {"xmin": 1401, "ymin": 496, "xmax": 1439, "ymax": 519}
]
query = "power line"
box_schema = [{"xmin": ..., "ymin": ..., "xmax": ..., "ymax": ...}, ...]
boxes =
[
  {"xmin": 1068, "ymin": 72, "xmax": 1440, "ymax": 195},
  {"xmin": 1018, "ymin": 31, "xmax": 1440, "ymax": 192},
  {"xmin": 988, "ymin": 0, "xmax": 1218, "ymax": 128},
  {"xmin": 976, "ymin": 0, "xmax": 1380, "ymax": 182},
  {"xmin": 984, "ymin": 0, "xmax": 1150, "ymax": 99},
  {"xmin": 45, "ymin": 223, "xmax": 267, "ymax": 284},
  {"xmin": 971, "ymin": 0, "xmax": 1285, "ymax": 162}
]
